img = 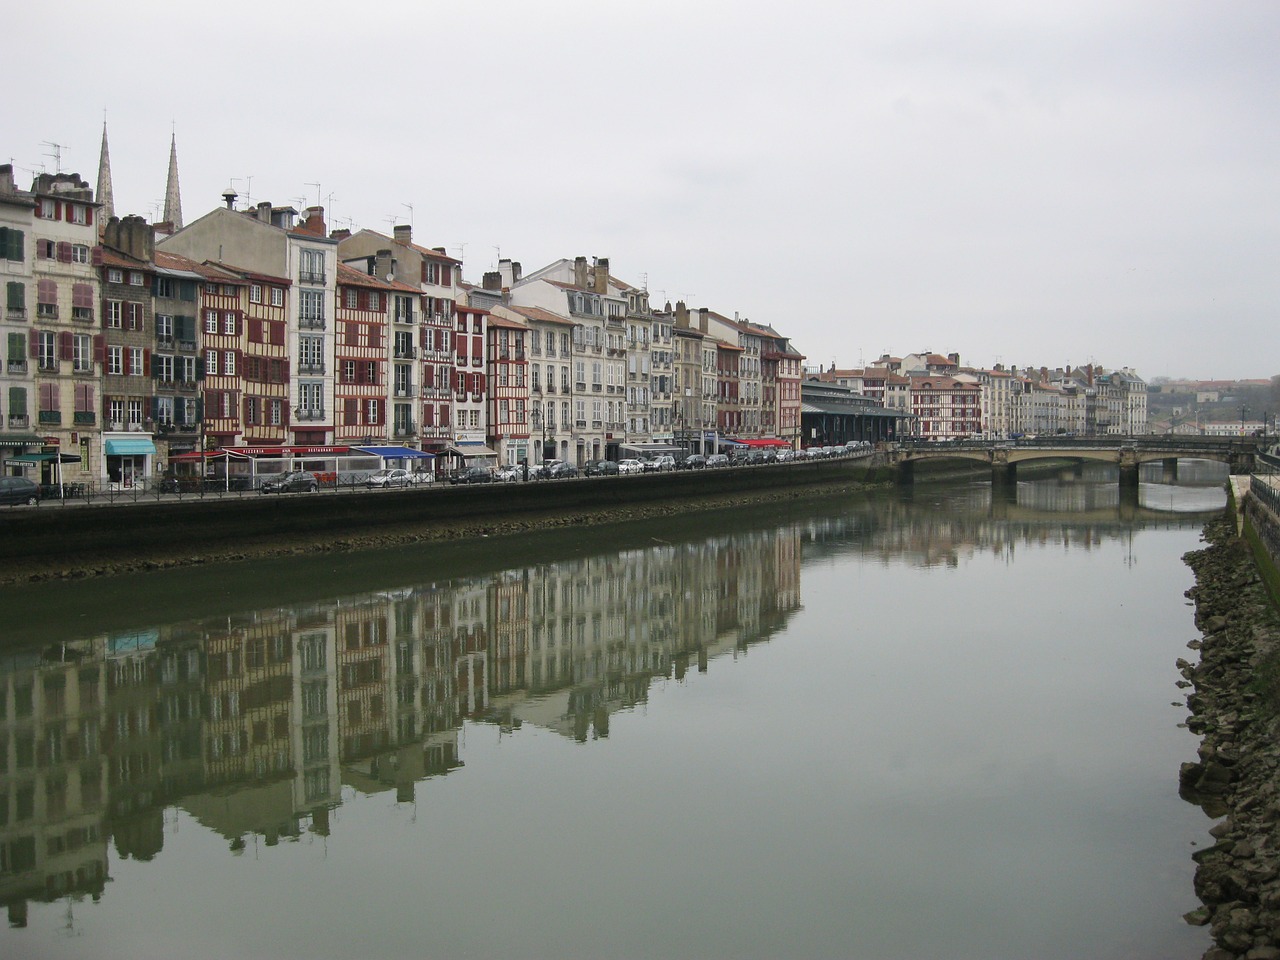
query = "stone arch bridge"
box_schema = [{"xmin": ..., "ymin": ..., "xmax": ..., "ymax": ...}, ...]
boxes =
[{"xmin": 888, "ymin": 436, "xmax": 1264, "ymax": 487}]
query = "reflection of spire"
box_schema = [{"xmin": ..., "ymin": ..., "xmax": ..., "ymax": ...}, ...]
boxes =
[
  {"xmin": 163, "ymin": 131, "xmax": 183, "ymax": 230},
  {"xmin": 96, "ymin": 121, "xmax": 114, "ymax": 222}
]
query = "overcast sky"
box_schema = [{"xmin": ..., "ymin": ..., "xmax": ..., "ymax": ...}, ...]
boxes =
[{"xmin": 8, "ymin": 1, "xmax": 1277, "ymax": 381}]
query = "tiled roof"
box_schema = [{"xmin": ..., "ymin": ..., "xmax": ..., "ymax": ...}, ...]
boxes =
[
  {"xmin": 504, "ymin": 304, "xmax": 576, "ymax": 327},
  {"xmin": 335, "ymin": 261, "xmax": 420, "ymax": 293}
]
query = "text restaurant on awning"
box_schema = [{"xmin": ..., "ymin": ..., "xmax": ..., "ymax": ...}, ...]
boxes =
[
  {"xmin": 735, "ymin": 438, "xmax": 792, "ymax": 448},
  {"xmin": 354, "ymin": 446, "xmax": 435, "ymax": 460}
]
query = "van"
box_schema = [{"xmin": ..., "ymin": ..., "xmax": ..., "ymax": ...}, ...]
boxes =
[{"xmin": 0, "ymin": 476, "xmax": 40, "ymax": 505}]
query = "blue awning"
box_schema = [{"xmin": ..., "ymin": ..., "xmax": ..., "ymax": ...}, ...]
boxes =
[
  {"xmin": 354, "ymin": 445, "xmax": 435, "ymax": 459},
  {"xmin": 105, "ymin": 438, "xmax": 157, "ymax": 456}
]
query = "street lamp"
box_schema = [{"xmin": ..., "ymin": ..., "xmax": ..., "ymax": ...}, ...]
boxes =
[{"xmin": 531, "ymin": 403, "xmax": 549, "ymax": 463}]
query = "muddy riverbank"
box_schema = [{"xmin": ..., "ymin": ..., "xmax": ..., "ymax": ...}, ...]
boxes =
[{"xmin": 1179, "ymin": 509, "xmax": 1280, "ymax": 959}]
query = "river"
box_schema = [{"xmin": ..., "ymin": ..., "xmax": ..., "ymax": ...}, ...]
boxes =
[{"xmin": 0, "ymin": 463, "xmax": 1228, "ymax": 959}]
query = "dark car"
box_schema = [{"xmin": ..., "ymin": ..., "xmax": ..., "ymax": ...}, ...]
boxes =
[
  {"xmin": 260, "ymin": 471, "xmax": 318, "ymax": 494},
  {"xmin": 450, "ymin": 466, "xmax": 494, "ymax": 484},
  {"xmin": 0, "ymin": 476, "xmax": 40, "ymax": 505},
  {"xmin": 545, "ymin": 461, "xmax": 579, "ymax": 479},
  {"xmin": 584, "ymin": 459, "xmax": 619, "ymax": 477},
  {"xmin": 706, "ymin": 454, "xmax": 731, "ymax": 468},
  {"xmin": 682, "ymin": 454, "xmax": 707, "ymax": 470}
]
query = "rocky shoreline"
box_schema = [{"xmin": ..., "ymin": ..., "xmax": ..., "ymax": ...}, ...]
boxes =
[{"xmin": 1179, "ymin": 510, "xmax": 1280, "ymax": 959}]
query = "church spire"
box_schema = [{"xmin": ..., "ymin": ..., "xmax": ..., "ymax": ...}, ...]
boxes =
[
  {"xmin": 163, "ymin": 130, "xmax": 183, "ymax": 231},
  {"xmin": 96, "ymin": 120, "xmax": 115, "ymax": 223}
]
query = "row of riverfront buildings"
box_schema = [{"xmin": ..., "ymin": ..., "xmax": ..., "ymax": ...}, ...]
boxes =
[{"xmin": 0, "ymin": 129, "xmax": 1149, "ymax": 486}]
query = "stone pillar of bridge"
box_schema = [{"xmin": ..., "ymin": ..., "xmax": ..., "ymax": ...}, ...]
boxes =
[
  {"xmin": 1119, "ymin": 482, "xmax": 1140, "ymax": 520},
  {"xmin": 897, "ymin": 459, "xmax": 914, "ymax": 485},
  {"xmin": 1162, "ymin": 458, "xmax": 1178, "ymax": 483},
  {"xmin": 1118, "ymin": 448, "xmax": 1140, "ymax": 490},
  {"xmin": 991, "ymin": 448, "xmax": 1016, "ymax": 488}
]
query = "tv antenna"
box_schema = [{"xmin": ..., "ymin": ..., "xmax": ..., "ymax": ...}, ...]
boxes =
[
  {"xmin": 402, "ymin": 203, "xmax": 413, "ymax": 226},
  {"xmin": 452, "ymin": 241, "xmax": 468, "ymax": 260},
  {"xmin": 305, "ymin": 182, "xmax": 321, "ymax": 207},
  {"xmin": 41, "ymin": 141, "xmax": 64, "ymax": 174}
]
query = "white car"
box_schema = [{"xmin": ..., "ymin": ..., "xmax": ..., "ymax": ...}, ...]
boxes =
[
  {"xmin": 365, "ymin": 468, "xmax": 419, "ymax": 488},
  {"xmin": 617, "ymin": 459, "xmax": 644, "ymax": 475},
  {"xmin": 494, "ymin": 464, "xmax": 522, "ymax": 482}
]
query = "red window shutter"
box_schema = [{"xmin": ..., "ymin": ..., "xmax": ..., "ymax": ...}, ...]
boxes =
[
  {"xmin": 423, "ymin": 404, "xmax": 434, "ymax": 427},
  {"xmin": 235, "ymin": 311, "xmax": 244, "ymax": 335},
  {"xmin": 29, "ymin": 334, "xmax": 39, "ymax": 358},
  {"xmin": 54, "ymin": 201, "xmax": 63, "ymax": 220},
  {"xmin": 272, "ymin": 322, "xmax": 284, "ymax": 346},
  {"xmin": 344, "ymin": 398, "xmax": 358, "ymax": 424},
  {"xmin": 457, "ymin": 336, "xmax": 468, "ymax": 360},
  {"xmin": 143, "ymin": 349, "xmax": 151, "ymax": 376},
  {"xmin": 56, "ymin": 242, "xmax": 71, "ymax": 263},
  {"xmin": 93, "ymin": 335, "xmax": 105, "ymax": 364},
  {"xmin": 234, "ymin": 349, "xmax": 243, "ymax": 372},
  {"xmin": 59, "ymin": 331, "xmax": 73, "ymax": 360},
  {"xmin": 85, "ymin": 207, "xmax": 93, "ymax": 227},
  {"xmin": 472, "ymin": 335, "xmax": 482, "ymax": 357}
]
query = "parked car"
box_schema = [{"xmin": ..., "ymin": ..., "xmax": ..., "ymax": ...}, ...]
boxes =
[
  {"xmin": 682, "ymin": 454, "xmax": 707, "ymax": 470},
  {"xmin": 706, "ymin": 454, "xmax": 731, "ymax": 468},
  {"xmin": 260, "ymin": 471, "xmax": 318, "ymax": 494},
  {"xmin": 545, "ymin": 461, "xmax": 579, "ymax": 479},
  {"xmin": 494, "ymin": 464, "xmax": 522, "ymax": 482},
  {"xmin": 585, "ymin": 459, "xmax": 620, "ymax": 477},
  {"xmin": 775, "ymin": 449, "xmax": 795, "ymax": 462},
  {"xmin": 533, "ymin": 459, "xmax": 564, "ymax": 479},
  {"xmin": 365, "ymin": 468, "xmax": 416, "ymax": 488},
  {"xmin": 0, "ymin": 476, "xmax": 40, "ymax": 505},
  {"xmin": 644, "ymin": 455, "xmax": 676, "ymax": 472},
  {"xmin": 617, "ymin": 459, "xmax": 644, "ymax": 475},
  {"xmin": 450, "ymin": 466, "xmax": 494, "ymax": 484}
]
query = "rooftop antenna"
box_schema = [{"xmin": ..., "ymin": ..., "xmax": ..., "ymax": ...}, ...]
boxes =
[
  {"xmin": 383, "ymin": 215, "xmax": 398, "ymax": 232},
  {"xmin": 231, "ymin": 175, "xmax": 254, "ymax": 206},
  {"xmin": 402, "ymin": 202, "xmax": 413, "ymax": 226},
  {"xmin": 493, "ymin": 245, "xmax": 501, "ymax": 266},
  {"xmin": 640, "ymin": 272, "xmax": 648, "ymax": 292},
  {"xmin": 41, "ymin": 141, "xmax": 64, "ymax": 174},
  {"xmin": 305, "ymin": 182, "xmax": 321, "ymax": 207},
  {"xmin": 324, "ymin": 191, "xmax": 338, "ymax": 223},
  {"xmin": 292, "ymin": 195, "xmax": 307, "ymax": 212},
  {"xmin": 452, "ymin": 241, "xmax": 467, "ymax": 260}
]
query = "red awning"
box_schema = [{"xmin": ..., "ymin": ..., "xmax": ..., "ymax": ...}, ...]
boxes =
[
  {"xmin": 738, "ymin": 438, "xmax": 791, "ymax": 448},
  {"xmin": 168, "ymin": 450, "xmax": 251, "ymax": 462}
]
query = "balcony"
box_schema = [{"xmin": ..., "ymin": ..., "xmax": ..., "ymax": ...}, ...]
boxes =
[
  {"xmin": 38, "ymin": 410, "xmax": 61, "ymax": 425},
  {"xmin": 7, "ymin": 360, "xmax": 26, "ymax": 374},
  {"xmin": 299, "ymin": 315, "xmax": 326, "ymax": 331},
  {"xmin": 8, "ymin": 415, "xmax": 29, "ymax": 429},
  {"xmin": 37, "ymin": 304, "xmax": 57, "ymax": 319},
  {"xmin": 73, "ymin": 411, "xmax": 95, "ymax": 425},
  {"xmin": 472, "ymin": 357, "xmax": 482, "ymax": 367},
  {"xmin": 591, "ymin": 384, "xmax": 602, "ymax": 393},
  {"xmin": 394, "ymin": 345, "xmax": 417, "ymax": 359},
  {"xmin": 6, "ymin": 307, "xmax": 25, "ymax": 321},
  {"xmin": 72, "ymin": 307, "xmax": 94, "ymax": 323},
  {"xmin": 37, "ymin": 360, "xmax": 58, "ymax": 373},
  {"xmin": 394, "ymin": 311, "xmax": 415, "ymax": 325},
  {"xmin": 156, "ymin": 334, "xmax": 175, "ymax": 349},
  {"xmin": 299, "ymin": 270, "xmax": 326, "ymax": 285},
  {"xmin": 393, "ymin": 423, "xmax": 417, "ymax": 438},
  {"xmin": 394, "ymin": 386, "xmax": 417, "ymax": 399},
  {"xmin": 177, "ymin": 339, "xmax": 197, "ymax": 353},
  {"xmin": 296, "ymin": 408, "xmax": 326, "ymax": 422},
  {"xmin": 471, "ymin": 393, "xmax": 482, "ymax": 402},
  {"xmin": 298, "ymin": 362, "xmax": 325, "ymax": 375}
]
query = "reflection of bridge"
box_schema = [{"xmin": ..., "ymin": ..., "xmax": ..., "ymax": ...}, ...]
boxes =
[{"xmin": 888, "ymin": 436, "xmax": 1264, "ymax": 487}]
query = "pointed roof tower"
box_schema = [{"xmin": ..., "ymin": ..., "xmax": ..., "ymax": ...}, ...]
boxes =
[
  {"xmin": 163, "ymin": 131, "xmax": 183, "ymax": 231},
  {"xmin": 96, "ymin": 121, "xmax": 115, "ymax": 222}
]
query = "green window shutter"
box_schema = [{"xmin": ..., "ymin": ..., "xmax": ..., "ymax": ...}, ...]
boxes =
[
  {"xmin": 195, "ymin": 356, "xmax": 206, "ymax": 380},
  {"xmin": 8, "ymin": 386, "xmax": 27, "ymax": 416},
  {"xmin": 179, "ymin": 281, "xmax": 195, "ymax": 302},
  {"xmin": 6, "ymin": 281, "xmax": 23, "ymax": 310},
  {"xmin": 7, "ymin": 331, "xmax": 23, "ymax": 362},
  {"xmin": 8, "ymin": 229, "xmax": 23, "ymax": 262}
]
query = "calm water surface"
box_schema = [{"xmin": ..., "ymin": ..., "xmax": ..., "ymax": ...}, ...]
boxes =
[{"xmin": 0, "ymin": 465, "xmax": 1227, "ymax": 959}]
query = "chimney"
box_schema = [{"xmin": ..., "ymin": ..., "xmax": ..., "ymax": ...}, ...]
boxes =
[
  {"xmin": 393, "ymin": 224, "xmax": 412, "ymax": 246},
  {"xmin": 674, "ymin": 301, "xmax": 689, "ymax": 328},
  {"xmin": 374, "ymin": 248, "xmax": 395, "ymax": 282},
  {"xmin": 330, "ymin": 228, "xmax": 351, "ymax": 241},
  {"xmin": 948, "ymin": 352, "xmax": 960, "ymax": 365},
  {"xmin": 499, "ymin": 259, "xmax": 521, "ymax": 287},
  {"xmin": 0, "ymin": 163, "xmax": 17, "ymax": 195},
  {"xmin": 697, "ymin": 307, "xmax": 709, "ymax": 332},
  {"xmin": 574, "ymin": 256, "xmax": 588, "ymax": 289},
  {"xmin": 256, "ymin": 200, "xmax": 272, "ymax": 223},
  {"xmin": 221, "ymin": 185, "xmax": 238, "ymax": 209},
  {"xmin": 105, "ymin": 214, "xmax": 154, "ymax": 263},
  {"xmin": 300, "ymin": 206, "xmax": 326, "ymax": 236},
  {"xmin": 593, "ymin": 257, "xmax": 609, "ymax": 294},
  {"xmin": 482, "ymin": 271, "xmax": 502, "ymax": 291}
]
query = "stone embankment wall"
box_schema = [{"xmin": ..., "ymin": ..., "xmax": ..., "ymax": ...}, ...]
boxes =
[
  {"xmin": 0, "ymin": 458, "xmax": 890, "ymax": 584},
  {"xmin": 1179, "ymin": 481, "xmax": 1280, "ymax": 959}
]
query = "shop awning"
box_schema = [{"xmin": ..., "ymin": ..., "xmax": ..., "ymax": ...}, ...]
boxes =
[
  {"xmin": 620, "ymin": 442, "xmax": 686, "ymax": 455},
  {"xmin": 738, "ymin": 438, "xmax": 792, "ymax": 448},
  {"xmin": 105, "ymin": 438, "xmax": 158, "ymax": 456},
  {"xmin": 168, "ymin": 450, "xmax": 251, "ymax": 462},
  {"xmin": 449, "ymin": 443, "xmax": 498, "ymax": 458},
  {"xmin": 354, "ymin": 445, "xmax": 435, "ymax": 459},
  {"xmin": 8, "ymin": 452, "xmax": 82, "ymax": 464},
  {"xmin": 0, "ymin": 434, "xmax": 42, "ymax": 448}
]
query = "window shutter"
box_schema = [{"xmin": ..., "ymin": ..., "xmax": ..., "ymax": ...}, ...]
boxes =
[
  {"xmin": 93, "ymin": 334, "xmax": 105, "ymax": 364},
  {"xmin": 143, "ymin": 349, "xmax": 151, "ymax": 376},
  {"xmin": 38, "ymin": 278, "xmax": 56, "ymax": 304},
  {"xmin": 344, "ymin": 398, "xmax": 358, "ymax": 424},
  {"xmin": 9, "ymin": 386, "xmax": 27, "ymax": 416},
  {"xmin": 29, "ymin": 333, "xmax": 39, "ymax": 359},
  {"xmin": 195, "ymin": 356, "xmax": 205, "ymax": 380},
  {"xmin": 91, "ymin": 245, "xmax": 103, "ymax": 266},
  {"xmin": 85, "ymin": 207, "xmax": 93, "ymax": 227},
  {"xmin": 59, "ymin": 331, "xmax": 73, "ymax": 360},
  {"xmin": 57, "ymin": 241, "xmax": 72, "ymax": 263},
  {"xmin": 6, "ymin": 281, "xmax": 22, "ymax": 310}
]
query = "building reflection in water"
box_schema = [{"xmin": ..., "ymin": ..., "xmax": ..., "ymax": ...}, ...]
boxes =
[{"xmin": 0, "ymin": 476, "xmax": 1218, "ymax": 920}]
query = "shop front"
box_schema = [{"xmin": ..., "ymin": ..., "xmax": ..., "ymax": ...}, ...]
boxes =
[{"xmin": 103, "ymin": 434, "xmax": 158, "ymax": 489}]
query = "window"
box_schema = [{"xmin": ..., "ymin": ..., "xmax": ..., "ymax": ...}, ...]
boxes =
[
  {"xmin": 154, "ymin": 354, "xmax": 174, "ymax": 383},
  {"xmin": 299, "ymin": 290, "xmax": 324, "ymax": 326},
  {"xmin": 39, "ymin": 198, "xmax": 56, "ymax": 218},
  {"xmin": 72, "ymin": 334, "xmax": 92, "ymax": 373},
  {"xmin": 299, "ymin": 249, "xmax": 325, "ymax": 283},
  {"xmin": 368, "ymin": 291, "xmax": 380, "ymax": 312},
  {"xmin": 249, "ymin": 284, "xmax": 262, "ymax": 303},
  {"xmin": 154, "ymin": 395, "xmax": 174, "ymax": 425},
  {"xmin": 129, "ymin": 348, "xmax": 144, "ymax": 377},
  {"xmin": 69, "ymin": 204, "xmax": 88, "ymax": 225},
  {"xmin": 38, "ymin": 331, "xmax": 57, "ymax": 370},
  {"xmin": 270, "ymin": 287, "xmax": 283, "ymax": 307},
  {"xmin": 129, "ymin": 271, "xmax": 144, "ymax": 286},
  {"xmin": 223, "ymin": 311, "xmax": 237, "ymax": 335},
  {"xmin": 0, "ymin": 226, "xmax": 24, "ymax": 261},
  {"xmin": 126, "ymin": 302, "xmax": 142, "ymax": 330},
  {"xmin": 205, "ymin": 309, "xmax": 218, "ymax": 334},
  {"xmin": 106, "ymin": 345, "xmax": 122, "ymax": 375},
  {"xmin": 127, "ymin": 399, "xmax": 143, "ymax": 426},
  {"xmin": 223, "ymin": 351, "xmax": 236, "ymax": 376},
  {"xmin": 299, "ymin": 382, "xmax": 323, "ymax": 417},
  {"xmin": 6, "ymin": 281, "xmax": 25, "ymax": 316},
  {"xmin": 299, "ymin": 335, "xmax": 323, "ymax": 372},
  {"xmin": 71, "ymin": 244, "xmax": 90, "ymax": 263},
  {"xmin": 155, "ymin": 277, "xmax": 173, "ymax": 299},
  {"xmin": 156, "ymin": 314, "xmax": 173, "ymax": 343}
]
